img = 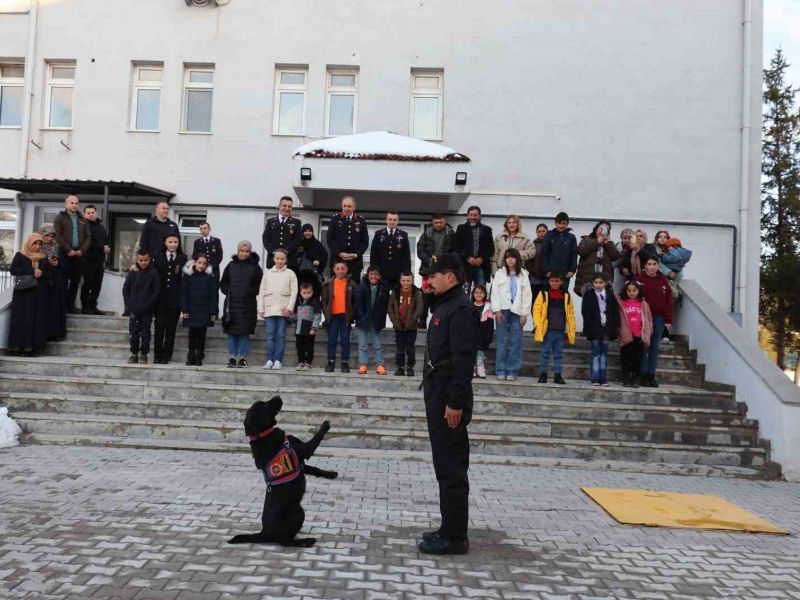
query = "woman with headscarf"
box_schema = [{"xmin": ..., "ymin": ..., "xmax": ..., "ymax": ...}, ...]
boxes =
[
  {"xmin": 220, "ymin": 240, "xmax": 263, "ymax": 368},
  {"xmin": 618, "ymin": 229, "xmax": 658, "ymax": 279},
  {"xmin": 297, "ymin": 224, "xmax": 328, "ymax": 278},
  {"xmin": 7, "ymin": 233, "xmax": 51, "ymax": 356},
  {"xmin": 39, "ymin": 225, "xmax": 67, "ymax": 341},
  {"xmin": 574, "ymin": 221, "xmax": 620, "ymax": 296}
]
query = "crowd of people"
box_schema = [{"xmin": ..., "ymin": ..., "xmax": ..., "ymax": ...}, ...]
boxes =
[{"xmin": 9, "ymin": 194, "xmax": 692, "ymax": 387}]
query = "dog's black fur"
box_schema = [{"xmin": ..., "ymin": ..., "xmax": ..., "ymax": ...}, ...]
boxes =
[{"xmin": 228, "ymin": 396, "xmax": 338, "ymax": 547}]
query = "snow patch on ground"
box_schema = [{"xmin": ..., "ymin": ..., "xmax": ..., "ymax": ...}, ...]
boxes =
[
  {"xmin": 293, "ymin": 131, "xmax": 469, "ymax": 161},
  {"xmin": 0, "ymin": 407, "xmax": 22, "ymax": 448}
]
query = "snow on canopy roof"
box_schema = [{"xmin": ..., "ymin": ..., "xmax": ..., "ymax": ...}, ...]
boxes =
[{"xmin": 293, "ymin": 131, "xmax": 470, "ymax": 162}]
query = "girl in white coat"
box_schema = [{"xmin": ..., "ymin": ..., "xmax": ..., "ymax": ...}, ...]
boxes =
[{"xmin": 490, "ymin": 248, "xmax": 533, "ymax": 381}]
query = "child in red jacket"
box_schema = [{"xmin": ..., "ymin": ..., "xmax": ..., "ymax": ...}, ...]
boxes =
[{"xmin": 635, "ymin": 257, "xmax": 674, "ymax": 387}]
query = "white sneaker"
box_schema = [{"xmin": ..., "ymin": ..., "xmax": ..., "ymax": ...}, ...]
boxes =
[
  {"xmin": 476, "ymin": 365, "xmax": 487, "ymax": 379},
  {"xmin": 263, "ymin": 360, "xmax": 274, "ymax": 370},
  {"xmin": 272, "ymin": 361, "xmax": 283, "ymax": 370}
]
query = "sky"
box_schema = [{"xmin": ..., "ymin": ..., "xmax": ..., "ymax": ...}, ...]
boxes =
[{"xmin": 764, "ymin": 0, "xmax": 800, "ymax": 86}]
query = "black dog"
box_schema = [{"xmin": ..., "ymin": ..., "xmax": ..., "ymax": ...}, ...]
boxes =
[{"xmin": 228, "ymin": 396, "xmax": 338, "ymax": 547}]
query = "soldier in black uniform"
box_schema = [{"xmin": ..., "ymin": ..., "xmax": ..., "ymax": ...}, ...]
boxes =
[
  {"xmin": 418, "ymin": 253, "xmax": 478, "ymax": 555},
  {"xmin": 262, "ymin": 196, "xmax": 302, "ymax": 270},
  {"xmin": 153, "ymin": 234, "xmax": 188, "ymax": 364},
  {"xmin": 326, "ymin": 196, "xmax": 369, "ymax": 282},
  {"xmin": 192, "ymin": 222, "xmax": 223, "ymax": 282},
  {"xmin": 369, "ymin": 210, "xmax": 411, "ymax": 293}
]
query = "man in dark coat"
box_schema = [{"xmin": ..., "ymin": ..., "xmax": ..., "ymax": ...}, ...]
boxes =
[
  {"xmin": 453, "ymin": 206, "xmax": 493, "ymax": 291},
  {"xmin": 192, "ymin": 221, "xmax": 223, "ymax": 282},
  {"xmin": 326, "ymin": 196, "xmax": 369, "ymax": 282},
  {"xmin": 53, "ymin": 194, "xmax": 91, "ymax": 314},
  {"xmin": 369, "ymin": 211, "xmax": 411, "ymax": 293},
  {"xmin": 262, "ymin": 196, "xmax": 302, "ymax": 270},
  {"xmin": 417, "ymin": 214, "xmax": 455, "ymax": 328},
  {"xmin": 152, "ymin": 234, "xmax": 187, "ymax": 364},
  {"xmin": 418, "ymin": 253, "xmax": 478, "ymax": 555},
  {"xmin": 81, "ymin": 205, "xmax": 110, "ymax": 315},
  {"xmin": 138, "ymin": 201, "xmax": 180, "ymax": 257}
]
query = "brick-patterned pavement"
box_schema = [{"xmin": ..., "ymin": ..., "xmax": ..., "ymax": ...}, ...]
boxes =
[{"xmin": 1, "ymin": 445, "xmax": 799, "ymax": 599}]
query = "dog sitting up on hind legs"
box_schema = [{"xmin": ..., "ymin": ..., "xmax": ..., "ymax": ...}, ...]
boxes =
[{"xmin": 228, "ymin": 395, "xmax": 338, "ymax": 547}]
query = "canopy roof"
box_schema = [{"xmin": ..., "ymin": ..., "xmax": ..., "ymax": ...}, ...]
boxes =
[
  {"xmin": 0, "ymin": 178, "xmax": 175, "ymax": 199},
  {"xmin": 293, "ymin": 131, "xmax": 470, "ymax": 162}
]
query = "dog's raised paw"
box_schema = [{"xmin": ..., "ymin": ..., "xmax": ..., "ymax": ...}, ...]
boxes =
[{"xmin": 324, "ymin": 470, "xmax": 339, "ymax": 480}]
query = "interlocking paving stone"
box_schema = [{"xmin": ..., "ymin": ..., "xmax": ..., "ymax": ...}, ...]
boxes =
[{"xmin": 1, "ymin": 445, "xmax": 799, "ymax": 599}]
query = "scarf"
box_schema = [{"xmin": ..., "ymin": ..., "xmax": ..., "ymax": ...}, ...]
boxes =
[
  {"xmin": 22, "ymin": 233, "xmax": 45, "ymax": 263},
  {"xmin": 38, "ymin": 225, "xmax": 58, "ymax": 260},
  {"xmin": 596, "ymin": 288, "xmax": 607, "ymax": 326}
]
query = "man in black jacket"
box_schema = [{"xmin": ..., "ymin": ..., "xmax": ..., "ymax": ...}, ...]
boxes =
[
  {"xmin": 453, "ymin": 206, "xmax": 494, "ymax": 292},
  {"xmin": 80, "ymin": 205, "xmax": 110, "ymax": 315},
  {"xmin": 192, "ymin": 221, "xmax": 223, "ymax": 282},
  {"xmin": 326, "ymin": 196, "xmax": 369, "ymax": 282},
  {"xmin": 418, "ymin": 253, "xmax": 478, "ymax": 555},
  {"xmin": 416, "ymin": 214, "xmax": 454, "ymax": 328},
  {"xmin": 138, "ymin": 201, "xmax": 179, "ymax": 258},
  {"xmin": 262, "ymin": 196, "xmax": 301, "ymax": 270},
  {"xmin": 369, "ymin": 211, "xmax": 411, "ymax": 293}
]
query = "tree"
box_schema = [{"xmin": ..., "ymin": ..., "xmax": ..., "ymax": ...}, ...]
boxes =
[{"xmin": 761, "ymin": 48, "xmax": 800, "ymax": 371}]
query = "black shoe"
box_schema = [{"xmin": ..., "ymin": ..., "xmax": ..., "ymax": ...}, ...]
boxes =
[
  {"xmin": 186, "ymin": 352, "xmax": 196, "ymax": 366},
  {"xmin": 395, "ymin": 367, "xmax": 405, "ymax": 376},
  {"xmin": 139, "ymin": 354, "xmax": 148, "ymax": 364},
  {"xmin": 422, "ymin": 530, "xmax": 441, "ymax": 542},
  {"xmin": 417, "ymin": 536, "xmax": 469, "ymax": 555},
  {"xmin": 127, "ymin": 354, "xmax": 139, "ymax": 364},
  {"xmin": 406, "ymin": 367, "xmax": 415, "ymax": 377},
  {"xmin": 90, "ymin": 307, "xmax": 104, "ymax": 315},
  {"xmin": 553, "ymin": 373, "xmax": 565, "ymax": 385},
  {"xmin": 227, "ymin": 358, "xmax": 237, "ymax": 368},
  {"xmin": 631, "ymin": 375, "xmax": 640, "ymax": 388},
  {"xmin": 237, "ymin": 358, "xmax": 247, "ymax": 368},
  {"xmin": 537, "ymin": 373, "xmax": 547, "ymax": 383},
  {"xmin": 649, "ymin": 376, "xmax": 659, "ymax": 388},
  {"xmin": 81, "ymin": 307, "xmax": 93, "ymax": 315},
  {"xmin": 195, "ymin": 356, "xmax": 203, "ymax": 367},
  {"xmin": 325, "ymin": 360, "xmax": 335, "ymax": 373},
  {"xmin": 67, "ymin": 306, "xmax": 79, "ymax": 315},
  {"xmin": 341, "ymin": 361, "xmax": 350, "ymax": 373},
  {"xmin": 153, "ymin": 356, "xmax": 162, "ymax": 364}
]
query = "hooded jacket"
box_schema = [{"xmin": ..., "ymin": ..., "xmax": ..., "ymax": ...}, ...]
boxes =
[
  {"xmin": 180, "ymin": 261, "xmax": 219, "ymax": 328},
  {"xmin": 542, "ymin": 228, "xmax": 578, "ymax": 276},
  {"xmin": 355, "ymin": 276, "xmax": 390, "ymax": 332},
  {"xmin": 220, "ymin": 252, "xmax": 263, "ymax": 336}
]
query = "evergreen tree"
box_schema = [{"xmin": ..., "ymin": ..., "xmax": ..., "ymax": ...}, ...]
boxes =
[{"xmin": 761, "ymin": 48, "xmax": 800, "ymax": 370}]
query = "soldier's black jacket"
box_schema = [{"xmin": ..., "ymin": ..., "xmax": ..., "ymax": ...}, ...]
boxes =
[
  {"xmin": 154, "ymin": 251, "xmax": 188, "ymax": 310},
  {"xmin": 262, "ymin": 215, "xmax": 302, "ymax": 268},
  {"xmin": 369, "ymin": 227, "xmax": 411, "ymax": 280},
  {"xmin": 424, "ymin": 284, "xmax": 479, "ymax": 411},
  {"xmin": 326, "ymin": 213, "xmax": 369, "ymax": 267},
  {"xmin": 192, "ymin": 236, "xmax": 223, "ymax": 269}
]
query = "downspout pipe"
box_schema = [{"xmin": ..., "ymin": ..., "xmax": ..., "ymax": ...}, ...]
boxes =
[
  {"xmin": 738, "ymin": 0, "xmax": 753, "ymax": 321},
  {"xmin": 18, "ymin": 1, "xmax": 38, "ymax": 178}
]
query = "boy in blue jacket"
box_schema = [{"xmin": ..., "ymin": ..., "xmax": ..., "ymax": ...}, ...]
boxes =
[
  {"xmin": 355, "ymin": 266, "xmax": 390, "ymax": 375},
  {"xmin": 542, "ymin": 212, "xmax": 578, "ymax": 290}
]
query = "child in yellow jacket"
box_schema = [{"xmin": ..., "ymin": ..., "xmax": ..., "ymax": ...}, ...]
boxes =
[{"xmin": 532, "ymin": 273, "xmax": 576, "ymax": 384}]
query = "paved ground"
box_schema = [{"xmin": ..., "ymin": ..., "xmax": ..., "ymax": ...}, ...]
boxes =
[{"xmin": 1, "ymin": 446, "xmax": 799, "ymax": 600}]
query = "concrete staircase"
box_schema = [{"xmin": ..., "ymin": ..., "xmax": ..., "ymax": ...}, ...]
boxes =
[{"xmin": 0, "ymin": 315, "xmax": 779, "ymax": 479}]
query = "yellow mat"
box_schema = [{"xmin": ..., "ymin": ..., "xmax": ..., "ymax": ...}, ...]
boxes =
[{"xmin": 582, "ymin": 487, "xmax": 788, "ymax": 534}]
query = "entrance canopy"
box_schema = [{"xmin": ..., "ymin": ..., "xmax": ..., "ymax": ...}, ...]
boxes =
[
  {"xmin": 292, "ymin": 131, "xmax": 471, "ymax": 211},
  {"xmin": 0, "ymin": 178, "xmax": 175, "ymax": 201}
]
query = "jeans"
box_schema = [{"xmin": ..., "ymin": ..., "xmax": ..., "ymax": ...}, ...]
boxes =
[
  {"xmin": 641, "ymin": 315, "xmax": 665, "ymax": 377},
  {"xmin": 463, "ymin": 266, "xmax": 486, "ymax": 293},
  {"xmin": 227, "ymin": 334, "xmax": 250, "ymax": 357},
  {"xmin": 590, "ymin": 339, "xmax": 609, "ymax": 383},
  {"xmin": 539, "ymin": 330, "xmax": 564, "ymax": 374},
  {"xmin": 476, "ymin": 350, "xmax": 486, "ymax": 366},
  {"xmin": 357, "ymin": 325, "xmax": 383, "ymax": 366},
  {"xmin": 495, "ymin": 310, "xmax": 523, "ymax": 376},
  {"xmin": 265, "ymin": 316, "xmax": 288, "ymax": 362},
  {"xmin": 326, "ymin": 314, "xmax": 351, "ymax": 361}
]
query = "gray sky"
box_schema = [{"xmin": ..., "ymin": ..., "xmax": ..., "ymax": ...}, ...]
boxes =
[{"xmin": 764, "ymin": 0, "xmax": 800, "ymax": 86}]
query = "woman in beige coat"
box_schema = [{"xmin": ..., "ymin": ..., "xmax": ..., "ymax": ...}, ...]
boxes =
[
  {"xmin": 257, "ymin": 248, "xmax": 298, "ymax": 370},
  {"xmin": 490, "ymin": 215, "xmax": 536, "ymax": 275}
]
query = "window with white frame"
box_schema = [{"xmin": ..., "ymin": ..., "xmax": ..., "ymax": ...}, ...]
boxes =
[
  {"xmin": 182, "ymin": 66, "xmax": 214, "ymax": 133},
  {"xmin": 273, "ymin": 67, "xmax": 307, "ymax": 135},
  {"xmin": 0, "ymin": 209, "xmax": 16, "ymax": 265},
  {"xmin": 410, "ymin": 71, "xmax": 443, "ymax": 140},
  {"xmin": 325, "ymin": 69, "xmax": 358, "ymax": 136},
  {"xmin": 0, "ymin": 64, "xmax": 24, "ymax": 128},
  {"xmin": 45, "ymin": 62, "xmax": 75, "ymax": 129},
  {"xmin": 130, "ymin": 64, "xmax": 163, "ymax": 131},
  {"xmin": 178, "ymin": 214, "xmax": 207, "ymax": 254}
]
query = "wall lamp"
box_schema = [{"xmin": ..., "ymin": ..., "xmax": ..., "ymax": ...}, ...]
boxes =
[
  {"xmin": 300, "ymin": 168, "xmax": 312, "ymax": 181},
  {"xmin": 455, "ymin": 172, "xmax": 468, "ymax": 186}
]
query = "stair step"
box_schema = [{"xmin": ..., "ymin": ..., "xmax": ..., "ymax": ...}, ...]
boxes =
[{"xmin": 13, "ymin": 411, "xmax": 767, "ymax": 467}]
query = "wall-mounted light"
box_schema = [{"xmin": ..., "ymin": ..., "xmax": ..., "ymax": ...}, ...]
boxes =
[
  {"xmin": 300, "ymin": 168, "xmax": 312, "ymax": 181},
  {"xmin": 455, "ymin": 172, "xmax": 468, "ymax": 186}
]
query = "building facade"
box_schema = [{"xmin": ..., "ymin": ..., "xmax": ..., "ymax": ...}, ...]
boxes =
[{"xmin": 0, "ymin": 0, "xmax": 763, "ymax": 335}]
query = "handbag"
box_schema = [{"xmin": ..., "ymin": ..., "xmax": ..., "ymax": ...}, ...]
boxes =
[
  {"xmin": 13, "ymin": 274, "xmax": 37, "ymax": 291},
  {"xmin": 221, "ymin": 296, "xmax": 231, "ymax": 328}
]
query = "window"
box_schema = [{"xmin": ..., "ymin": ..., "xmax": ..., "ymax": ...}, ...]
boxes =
[
  {"xmin": 130, "ymin": 64, "xmax": 163, "ymax": 131},
  {"xmin": 325, "ymin": 69, "xmax": 358, "ymax": 136},
  {"xmin": 0, "ymin": 209, "xmax": 16, "ymax": 265},
  {"xmin": 178, "ymin": 214, "xmax": 206, "ymax": 252},
  {"xmin": 273, "ymin": 67, "xmax": 307, "ymax": 135},
  {"xmin": 410, "ymin": 71, "xmax": 443, "ymax": 140},
  {"xmin": 0, "ymin": 64, "xmax": 24, "ymax": 128},
  {"xmin": 182, "ymin": 66, "xmax": 214, "ymax": 133},
  {"xmin": 45, "ymin": 62, "xmax": 75, "ymax": 129}
]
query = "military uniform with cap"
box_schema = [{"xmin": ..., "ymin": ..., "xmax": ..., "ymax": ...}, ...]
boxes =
[
  {"xmin": 262, "ymin": 215, "xmax": 302, "ymax": 270},
  {"xmin": 419, "ymin": 252, "xmax": 478, "ymax": 554},
  {"xmin": 369, "ymin": 226, "xmax": 411, "ymax": 291},
  {"xmin": 326, "ymin": 212, "xmax": 369, "ymax": 282}
]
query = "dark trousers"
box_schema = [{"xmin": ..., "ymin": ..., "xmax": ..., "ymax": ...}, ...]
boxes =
[
  {"xmin": 621, "ymin": 337, "xmax": 644, "ymax": 378},
  {"xmin": 129, "ymin": 311, "xmax": 153, "ymax": 355},
  {"xmin": 188, "ymin": 327, "xmax": 207, "ymax": 357},
  {"xmin": 394, "ymin": 329, "xmax": 417, "ymax": 367},
  {"xmin": 296, "ymin": 334, "xmax": 316, "ymax": 365},
  {"xmin": 80, "ymin": 258, "xmax": 104, "ymax": 310},
  {"xmin": 154, "ymin": 307, "xmax": 180, "ymax": 361},
  {"xmin": 326, "ymin": 314, "xmax": 351, "ymax": 361},
  {"xmin": 424, "ymin": 377, "xmax": 470, "ymax": 540},
  {"xmin": 60, "ymin": 253, "xmax": 84, "ymax": 308}
]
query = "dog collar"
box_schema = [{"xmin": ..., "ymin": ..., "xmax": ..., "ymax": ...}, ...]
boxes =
[{"xmin": 247, "ymin": 427, "xmax": 274, "ymax": 442}]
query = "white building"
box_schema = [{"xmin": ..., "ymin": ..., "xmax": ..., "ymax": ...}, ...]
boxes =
[{"xmin": 0, "ymin": 0, "xmax": 762, "ymax": 336}]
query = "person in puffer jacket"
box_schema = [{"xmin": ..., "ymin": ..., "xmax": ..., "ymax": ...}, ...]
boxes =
[
  {"xmin": 180, "ymin": 255, "xmax": 218, "ymax": 366},
  {"xmin": 659, "ymin": 237, "xmax": 692, "ymax": 281}
]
